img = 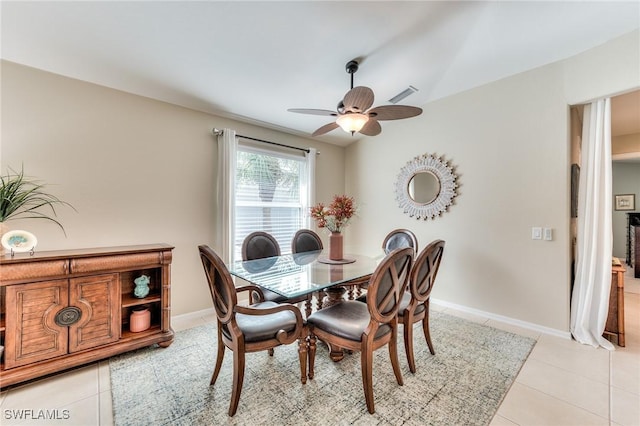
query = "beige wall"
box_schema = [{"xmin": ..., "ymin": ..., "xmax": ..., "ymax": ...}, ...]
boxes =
[
  {"xmin": 346, "ymin": 30, "xmax": 640, "ymax": 333},
  {"xmin": 0, "ymin": 61, "xmax": 346, "ymax": 315},
  {"xmin": 613, "ymin": 133, "xmax": 640, "ymax": 154}
]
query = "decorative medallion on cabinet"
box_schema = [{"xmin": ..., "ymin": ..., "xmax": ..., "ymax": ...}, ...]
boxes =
[{"xmin": 0, "ymin": 244, "xmax": 174, "ymax": 388}]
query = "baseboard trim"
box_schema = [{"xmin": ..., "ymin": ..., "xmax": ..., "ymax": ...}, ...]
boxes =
[
  {"xmin": 431, "ymin": 298, "xmax": 572, "ymax": 340},
  {"xmin": 172, "ymin": 307, "xmax": 215, "ymax": 323}
]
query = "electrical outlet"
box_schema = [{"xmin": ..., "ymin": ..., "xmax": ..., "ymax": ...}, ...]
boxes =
[
  {"xmin": 544, "ymin": 228, "xmax": 553, "ymax": 241},
  {"xmin": 532, "ymin": 227, "xmax": 542, "ymax": 240}
]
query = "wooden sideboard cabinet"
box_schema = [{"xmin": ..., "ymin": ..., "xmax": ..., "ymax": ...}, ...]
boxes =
[
  {"xmin": 0, "ymin": 244, "xmax": 174, "ymax": 388},
  {"xmin": 604, "ymin": 265, "xmax": 625, "ymax": 347}
]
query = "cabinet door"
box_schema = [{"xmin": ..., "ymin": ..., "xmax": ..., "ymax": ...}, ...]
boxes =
[
  {"xmin": 5, "ymin": 280, "xmax": 69, "ymax": 369},
  {"xmin": 68, "ymin": 273, "xmax": 121, "ymax": 352}
]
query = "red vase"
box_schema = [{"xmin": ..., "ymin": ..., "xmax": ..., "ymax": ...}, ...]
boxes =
[{"xmin": 329, "ymin": 232, "xmax": 343, "ymax": 261}]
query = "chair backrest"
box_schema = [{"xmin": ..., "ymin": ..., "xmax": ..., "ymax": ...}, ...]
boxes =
[
  {"xmin": 242, "ymin": 231, "xmax": 281, "ymax": 261},
  {"xmin": 366, "ymin": 247, "xmax": 414, "ymax": 323},
  {"xmin": 198, "ymin": 245, "xmax": 237, "ymax": 324},
  {"xmin": 382, "ymin": 229, "xmax": 418, "ymax": 255},
  {"xmin": 409, "ymin": 240, "xmax": 445, "ymax": 303},
  {"xmin": 291, "ymin": 229, "xmax": 323, "ymax": 253}
]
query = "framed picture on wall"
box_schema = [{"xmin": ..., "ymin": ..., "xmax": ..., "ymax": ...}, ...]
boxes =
[
  {"xmin": 571, "ymin": 164, "xmax": 579, "ymax": 218},
  {"xmin": 614, "ymin": 194, "xmax": 635, "ymax": 211}
]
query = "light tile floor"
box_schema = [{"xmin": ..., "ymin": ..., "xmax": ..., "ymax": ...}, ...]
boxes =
[{"xmin": 1, "ymin": 272, "xmax": 638, "ymax": 426}]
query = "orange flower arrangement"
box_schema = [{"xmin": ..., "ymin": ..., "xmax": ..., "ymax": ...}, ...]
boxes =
[{"xmin": 310, "ymin": 194, "xmax": 356, "ymax": 233}]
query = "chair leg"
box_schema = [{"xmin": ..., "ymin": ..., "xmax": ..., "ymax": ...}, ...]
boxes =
[
  {"xmin": 298, "ymin": 336, "xmax": 308, "ymax": 384},
  {"xmin": 361, "ymin": 340, "xmax": 375, "ymax": 414},
  {"xmin": 389, "ymin": 327, "xmax": 404, "ymax": 386},
  {"xmin": 211, "ymin": 327, "xmax": 226, "ymax": 385},
  {"xmin": 422, "ymin": 311, "xmax": 435, "ymax": 355},
  {"xmin": 268, "ymin": 348, "xmax": 274, "ymax": 356},
  {"xmin": 403, "ymin": 316, "xmax": 417, "ymax": 374},
  {"xmin": 228, "ymin": 348, "xmax": 246, "ymax": 416},
  {"xmin": 307, "ymin": 332, "xmax": 316, "ymax": 380}
]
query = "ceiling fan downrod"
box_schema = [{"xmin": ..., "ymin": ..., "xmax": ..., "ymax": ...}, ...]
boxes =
[{"xmin": 346, "ymin": 60, "xmax": 359, "ymax": 90}]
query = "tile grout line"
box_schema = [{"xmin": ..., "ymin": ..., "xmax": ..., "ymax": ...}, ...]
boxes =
[
  {"xmin": 515, "ymin": 381, "xmax": 611, "ymax": 422},
  {"xmin": 525, "ymin": 353, "xmax": 611, "ymax": 387},
  {"xmin": 609, "ymin": 350, "xmax": 613, "ymax": 425}
]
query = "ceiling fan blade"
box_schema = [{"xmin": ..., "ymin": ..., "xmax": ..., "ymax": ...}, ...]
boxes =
[
  {"xmin": 367, "ymin": 105, "xmax": 423, "ymax": 121},
  {"xmin": 342, "ymin": 86, "xmax": 374, "ymax": 113},
  {"xmin": 312, "ymin": 122, "xmax": 339, "ymax": 137},
  {"xmin": 359, "ymin": 119, "xmax": 382, "ymax": 136},
  {"xmin": 288, "ymin": 108, "xmax": 338, "ymax": 116}
]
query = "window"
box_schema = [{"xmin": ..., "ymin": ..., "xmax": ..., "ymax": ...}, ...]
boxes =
[{"xmin": 232, "ymin": 142, "xmax": 312, "ymax": 261}]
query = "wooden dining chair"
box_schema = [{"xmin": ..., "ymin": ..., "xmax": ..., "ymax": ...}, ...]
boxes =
[
  {"xmin": 382, "ymin": 228, "xmax": 418, "ymax": 255},
  {"xmin": 399, "ymin": 239, "xmax": 445, "ymax": 373},
  {"xmin": 307, "ymin": 247, "xmax": 414, "ymax": 414},
  {"xmin": 358, "ymin": 228, "xmax": 417, "ymax": 294},
  {"xmin": 291, "ymin": 229, "xmax": 324, "ymax": 311},
  {"xmin": 242, "ymin": 231, "xmax": 310, "ymax": 310},
  {"xmin": 198, "ymin": 245, "xmax": 307, "ymax": 416},
  {"xmin": 291, "ymin": 228, "xmax": 323, "ymax": 253}
]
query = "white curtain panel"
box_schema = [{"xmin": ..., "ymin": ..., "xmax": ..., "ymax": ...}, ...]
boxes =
[
  {"xmin": 216, "ymin": 128, "xmax": 237, "ymax": 263},
  {"xmin": 570, "ymin": 98, "xmax": 614, "ymax": 350},
  {"xmin": 305, "ymin": 147, "xmax": 317, "ymax": 227}
]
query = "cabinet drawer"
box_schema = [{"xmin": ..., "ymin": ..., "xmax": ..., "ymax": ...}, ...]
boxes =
[
  {"xmin": 1, "ymin": 260, "xmax": 68, "ymax": 283},
  {"xmin": 71, "ymin": 252, "xmax": 162, "ymax": 273}
]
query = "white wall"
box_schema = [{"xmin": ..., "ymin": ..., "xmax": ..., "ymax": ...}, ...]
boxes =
[
  {"xmin": 345, "ymin": 30, "xmax": 640, "ymax": 333},
  {"xmin": 0, "ymin": 61, "xmax": 346, "ymax": 315}
]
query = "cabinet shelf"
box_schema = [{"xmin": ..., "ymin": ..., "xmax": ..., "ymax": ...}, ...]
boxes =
[
  {"xmin": 122, "ymin": 293, "xmax": 162, "ymax": 308},
  {"xmin": 121, "ymin": 325, "xmax": 162, "ymax": 340}
]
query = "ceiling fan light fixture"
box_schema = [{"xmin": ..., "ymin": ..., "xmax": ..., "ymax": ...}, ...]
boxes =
[
  {"xmin": 289, "ymin": 61, "xmax": 421, "ymax": 137},
  {"xmin": 336, "ymin": 113, "xmax": 369, "ymax": 133}
]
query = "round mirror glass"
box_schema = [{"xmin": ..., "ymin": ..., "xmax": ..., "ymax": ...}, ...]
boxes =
[{"xmin": 408, "ymin": 171, "xmax": 440, "ymax": 204}]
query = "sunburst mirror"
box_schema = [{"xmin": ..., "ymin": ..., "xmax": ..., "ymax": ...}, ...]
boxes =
[{"xmin": 394, "ymin": 153, "xmax": 458, "ymax": 220}]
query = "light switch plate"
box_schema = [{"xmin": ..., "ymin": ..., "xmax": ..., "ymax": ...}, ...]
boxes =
[
  {"xmin": 532, "ymin": 227, "xmax": 542, "ymax": 240},
  {"xmin": 544, "ymin": 228, "xmax": 553, "ymax": 241}
]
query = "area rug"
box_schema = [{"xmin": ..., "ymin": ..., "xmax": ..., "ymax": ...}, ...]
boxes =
[{"xmin": 110, "ymin": 311, "xmax": 535, "ymax": 425}]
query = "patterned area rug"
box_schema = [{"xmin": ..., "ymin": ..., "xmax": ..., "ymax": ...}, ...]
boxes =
[{"xmin": 110, "ymin": 311, "xmax": 535, "ymax": 425}]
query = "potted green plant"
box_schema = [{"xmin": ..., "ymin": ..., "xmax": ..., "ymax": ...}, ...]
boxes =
[{"xmin": 0, "ymin": 166, "xmax": 75, "ymax": 239}]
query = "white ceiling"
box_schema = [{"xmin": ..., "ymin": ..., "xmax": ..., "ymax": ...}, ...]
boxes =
[{"xmin": 1, "ymin": 1, "xmax": 639, "ymax": 146}]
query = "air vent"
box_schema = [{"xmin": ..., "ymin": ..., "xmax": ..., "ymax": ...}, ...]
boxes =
[{"xmin": 389, "ymin": 86, "xmax": 418, "ymax": 104}]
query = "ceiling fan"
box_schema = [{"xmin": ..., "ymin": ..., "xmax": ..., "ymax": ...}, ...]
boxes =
[{"xmin": 288, "ymin": 60, "xmax": 423, "ymax": 137}]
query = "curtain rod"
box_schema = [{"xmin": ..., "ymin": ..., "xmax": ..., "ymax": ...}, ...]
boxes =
[{"xmin": 212, "ymin": 128, "xmax": 311, "ymax": 154}]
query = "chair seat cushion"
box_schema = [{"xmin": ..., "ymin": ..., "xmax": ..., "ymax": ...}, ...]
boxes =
[
  {"xmin": 398, "ymin": 292, "xmax": 425, "ymax": 317},
  {"xmin": 357, "ymin": 292, "xmax": 425, "ymax": 317},
  {"xmin": 307, "ymin": 301, "xmax": 391, "ymax": 341},
  {"xmin": 254, "ymin": 288, "xmax": 309, "ymax": 305},
  {"xmin": 233, "ymin": 301, "xmax": 298, "ymax": 342},
  {"xmin": 256, "ymin": 288, "xmax": 289, "ymax": 303}
]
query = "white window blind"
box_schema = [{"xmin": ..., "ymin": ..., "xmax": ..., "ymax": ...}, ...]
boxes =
[{"xmin": 232, "ymin": 142, "xmax": 310, "ymax": 261}]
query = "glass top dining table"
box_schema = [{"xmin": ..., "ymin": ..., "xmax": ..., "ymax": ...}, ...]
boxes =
[{"xmin": 227, "ymin": 250, "xmax": 379, "ymax": 299}]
